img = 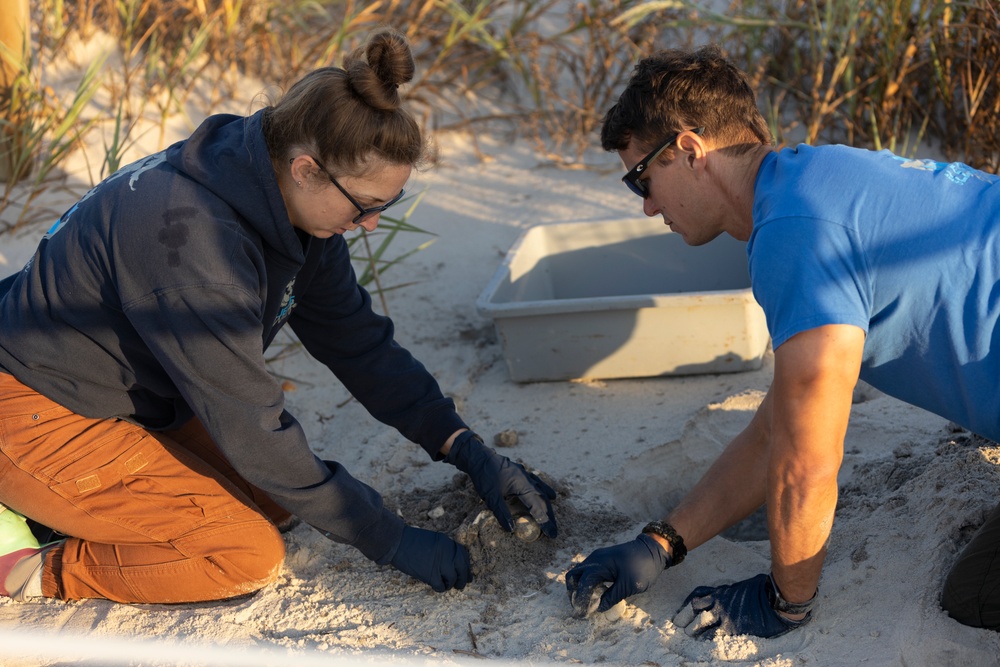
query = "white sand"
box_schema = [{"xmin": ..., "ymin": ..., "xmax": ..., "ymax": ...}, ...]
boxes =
[{"xmin": 1, "ymin": 53, "xmax": 999, "ymax": 667}]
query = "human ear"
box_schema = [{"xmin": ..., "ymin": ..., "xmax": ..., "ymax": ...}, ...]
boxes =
[
  {"xmin": 676, "ymin": 130, "xmax": 706, "ymax": 157},
  {"xmin": 288, "ymin": 155, "xmax": 323, "ymax": 185},
  {"xmin": 676, "ymin": 130, "xmax": 707, "ymax": 169}
]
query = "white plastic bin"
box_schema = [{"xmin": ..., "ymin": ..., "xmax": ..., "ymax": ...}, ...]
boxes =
[{"xmin": 476, "ymin": 219, "xmax": 770, "ymax": 382}]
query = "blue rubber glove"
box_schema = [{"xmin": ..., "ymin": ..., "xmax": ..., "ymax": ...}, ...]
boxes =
[
  {"xmin": 445, "ymin": 431, "xmax": 558, "ymax": 538},
  {"xmin": 673, "ymin": 573, "xmax": 810, "ymax": 639},
  {"xmin": 389, "ymin": 526, "xmax": 471, "ymax": 592},
  {"xmin": 565, "ymin": 533, "xmax": 670, "ymax": 617}
]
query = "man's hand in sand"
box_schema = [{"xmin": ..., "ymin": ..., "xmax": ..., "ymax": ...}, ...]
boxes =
[
  {"xmin": 565, "ymin": 533, "xmax": 671, "ymax": 617},
  {"xmin": 673, "ymin": 573, "xmax": 812, "ymax": 639}
]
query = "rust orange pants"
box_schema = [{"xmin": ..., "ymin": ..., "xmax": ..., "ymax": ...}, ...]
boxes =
[{"xmin": 0, "ymin": 372, "xmax": 287, "ymax": 603}]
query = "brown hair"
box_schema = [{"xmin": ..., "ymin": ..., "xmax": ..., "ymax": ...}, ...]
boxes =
[
  {"xmin": 263, "ymin": 29, "xmax": 424, "ymax": 176},
  {"xmin": 601, "ymin": 45, "xmax": 772, "ymax": 159}
]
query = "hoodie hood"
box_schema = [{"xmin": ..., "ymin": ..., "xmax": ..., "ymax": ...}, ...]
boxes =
[{"xmin": 164, "ymin": 110, "xmax": 304, "ymax": 263}]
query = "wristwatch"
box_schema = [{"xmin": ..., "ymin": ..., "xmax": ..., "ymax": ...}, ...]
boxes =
[{"xmin": 766, "ymin": 573, "xmax": 817, "ymax": 616}]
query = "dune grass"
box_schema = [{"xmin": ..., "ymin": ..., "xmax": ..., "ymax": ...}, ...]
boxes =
[{"xmin": 0, "ymin": 0, "xmax": 997, "ymax": 276}]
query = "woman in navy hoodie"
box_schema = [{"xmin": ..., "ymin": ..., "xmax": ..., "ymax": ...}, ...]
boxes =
[{"xmin": 0, "ymin": 29, "xmax": 556, "ymax": 604}]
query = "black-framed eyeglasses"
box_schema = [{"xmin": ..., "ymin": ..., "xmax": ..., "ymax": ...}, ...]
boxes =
[
  {"xmin": 621, "ymin": 127, "xmax": 704, "ymax": 198},
  {"xmin": 294, "ymin": 157, "xmax": 406, "ymax": 224}
]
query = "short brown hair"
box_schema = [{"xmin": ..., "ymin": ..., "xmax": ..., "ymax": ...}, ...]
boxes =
[
  {"xmin": 601, "ymin": 45, "xmax": 772, "ymax": 158},
  {"xmin": 263, "ymin": 29, "xmax": 424, "ymax": 176}
]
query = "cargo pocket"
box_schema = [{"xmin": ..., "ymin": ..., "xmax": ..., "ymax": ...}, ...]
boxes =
[
  {"xmin": 49, "ymin": 433, "xmax": 253, "ymax": 544},
  {"xmin": 0, "ymin": 403, "xmax": 90, "ymax": 480}
]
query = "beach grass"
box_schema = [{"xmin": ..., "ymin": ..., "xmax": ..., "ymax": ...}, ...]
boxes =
[{"xmin": 0, "ymin": 0, "xmax": 996, "ymax": 251}]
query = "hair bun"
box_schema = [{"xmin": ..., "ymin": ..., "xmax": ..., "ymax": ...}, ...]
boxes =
[{"xmin": 343, "ymin": 29, "xmax": 415, "ymax": 111}]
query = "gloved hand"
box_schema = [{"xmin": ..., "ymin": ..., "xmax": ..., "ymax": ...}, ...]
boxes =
[
  {"xmin": 565, "ymin": 533, "xmax": 670, "ymax": 618},
  {"xmin": 673, "ymin": 573, "xmax": 811, "ymax": 639},
  {"xmin": 389, "ymin": 526, "xmax": 471, "ymax": 592},
  {"xmin": 445, "ymin": 431, "xmax": 558, "ymax": 538}
]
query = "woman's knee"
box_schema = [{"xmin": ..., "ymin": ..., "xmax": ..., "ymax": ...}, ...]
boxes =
[
  {"xmin": 220, "ymin": 520, "xmax": 286, "ymax": 589},
  {"xmin": 179, "ymin": 518, "xmax": 286, "ymax": 596}
]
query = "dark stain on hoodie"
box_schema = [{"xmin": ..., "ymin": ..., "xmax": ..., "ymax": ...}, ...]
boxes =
[{"xmin": 158, "ymin": 209, "xmax": 195, "ymax": 267}]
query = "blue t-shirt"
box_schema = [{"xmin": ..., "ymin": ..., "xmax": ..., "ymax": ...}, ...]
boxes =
[{"xmin": 748, "ymin": 145, "xmax": 1000, "ymax": 439}]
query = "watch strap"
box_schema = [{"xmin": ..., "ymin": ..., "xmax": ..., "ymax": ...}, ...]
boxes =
[
  {"xmin": 641, "ymin": 520, "xmax": 687, "ymax": 567},
  {"xmin": 767, "ymin": 573, "xmax": 817, "ymax": 616}
]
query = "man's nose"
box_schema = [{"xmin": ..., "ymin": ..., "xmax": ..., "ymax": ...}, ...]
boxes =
[{"xmin": 642, "ymin": 196, "xmax": 659, "ymax": 217}]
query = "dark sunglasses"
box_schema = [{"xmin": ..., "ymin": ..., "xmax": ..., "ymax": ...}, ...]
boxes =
[
  {"xmin": 621, "ymin": 127, "xmax": 705, "ymax": 198},
  {"xmin": 293, "ymin": 157, "xmax": 406, "ymax": 224}
]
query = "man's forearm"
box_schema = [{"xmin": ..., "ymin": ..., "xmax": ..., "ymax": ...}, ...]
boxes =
[
  {"xmin": 766, "ymin": 324, "xmax": 860, "ymax": 606},
  {"xmin": 767, "ymin": 452, "xmax": 839, "ymax": 606}
]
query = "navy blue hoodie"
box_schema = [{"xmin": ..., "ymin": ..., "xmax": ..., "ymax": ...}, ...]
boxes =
[{"xmin": 0, "ymin": 110, "xmax": 467, "ymax": 563}]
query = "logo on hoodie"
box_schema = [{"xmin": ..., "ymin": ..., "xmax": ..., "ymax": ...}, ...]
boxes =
[
  {"xmin": 42, "ymin": 152, "xmax": 170, "ymax": 241},
  {"xmin": 274, "ymin": 279, "xmax": 297, "ymax": 325}
]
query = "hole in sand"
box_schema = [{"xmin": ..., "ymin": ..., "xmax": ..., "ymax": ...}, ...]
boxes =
[
  {"xmin": 606, "ymin": 393, "xmax": 769, "ymax": 542},
  {"xmin": 385, "ymin": 471, "xmax": 633, "ymax": 596}
]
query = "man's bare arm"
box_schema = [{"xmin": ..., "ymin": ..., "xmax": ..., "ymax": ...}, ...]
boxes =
[
  {"xmin": 652, "ymin": 325, "xmax": 863, "ymax": 596},
  {"xmin": 768, "ymin": 324, "xmax": 864, "ymax": 605}
]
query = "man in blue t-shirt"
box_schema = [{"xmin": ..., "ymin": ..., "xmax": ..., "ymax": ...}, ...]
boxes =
[{"xmin": 564, "ymin": 45, "xmax": 1000, "ymax": 639}]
